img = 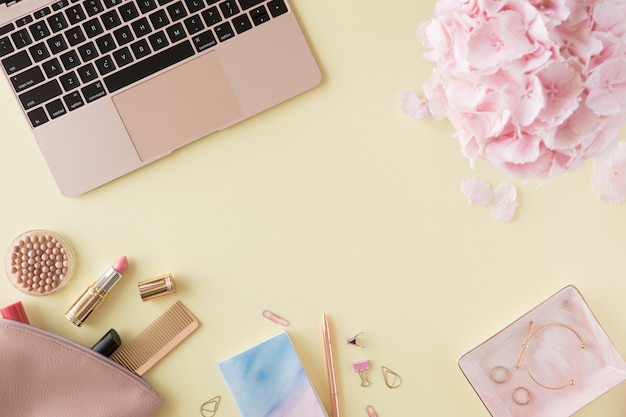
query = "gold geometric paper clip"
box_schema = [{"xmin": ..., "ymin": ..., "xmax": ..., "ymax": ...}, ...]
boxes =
[
  {"xmin": 200, "ymin": 396, "xmax": 221, "ymax": 417},
  {"xmin": 382, "ymin": 366, "xmax": 402, "ymax": 388}
]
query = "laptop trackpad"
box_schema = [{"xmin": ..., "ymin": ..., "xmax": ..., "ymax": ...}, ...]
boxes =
[{"xmin": 112, "ymin": 52, "xmax": 244, "ymax": 162}]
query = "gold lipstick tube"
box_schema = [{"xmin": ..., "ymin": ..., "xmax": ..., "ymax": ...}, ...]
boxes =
[{"xmin": 65, "ymin": 257, "xmax": 127, "ymax": 326}]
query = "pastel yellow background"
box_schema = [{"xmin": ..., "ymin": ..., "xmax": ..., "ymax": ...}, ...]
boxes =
[{"xmin": 1, "ymin": 1, "xmax": 626, "ymax": 417}]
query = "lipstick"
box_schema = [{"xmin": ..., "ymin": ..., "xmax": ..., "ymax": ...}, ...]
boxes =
[{"xmin": 65, "ymin": 256, "xmax": 128, "ymax": 327}]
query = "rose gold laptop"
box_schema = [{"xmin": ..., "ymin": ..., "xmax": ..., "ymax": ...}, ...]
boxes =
[{"xmin": 1, "ymin": 0, "xmax": 320, "ymax": 196}]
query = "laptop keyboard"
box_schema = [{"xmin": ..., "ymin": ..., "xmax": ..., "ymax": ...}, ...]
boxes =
[{"xmin": 0, "ymin": 0, "xmax": 288, "ymax": 128}]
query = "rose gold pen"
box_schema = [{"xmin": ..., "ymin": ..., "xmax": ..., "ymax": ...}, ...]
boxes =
[{"xmin": 322, "ymin": 313, "xmax": 340, "ymax": 417}]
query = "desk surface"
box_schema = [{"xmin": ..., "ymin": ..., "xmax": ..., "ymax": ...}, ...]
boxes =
[{"xmin": 2, "ymin": 1, "xmax": 626, "ymax": 417}]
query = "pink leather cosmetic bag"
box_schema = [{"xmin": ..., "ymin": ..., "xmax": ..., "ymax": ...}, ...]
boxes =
[{"xmin": 0, "ymin": 319, "xmax": 163, "ymax": 417}]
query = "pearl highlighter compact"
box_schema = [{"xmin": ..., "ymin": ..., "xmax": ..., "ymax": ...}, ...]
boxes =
[{"xmin": 65, "ymin": 256, "xmax": 128, "ymax": 327}]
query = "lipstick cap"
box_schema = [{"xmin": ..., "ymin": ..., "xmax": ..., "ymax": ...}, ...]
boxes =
[
  {"xmin": 1, "ymin": 301, "xmax": 30, "ymax": 324},
  {"xmin": 91, "ymin": 328, "xmax": 121, "ymax": 357},
  {"xmin": 138, "ymin": 274, "xmax": 176, "ymax": 301}
]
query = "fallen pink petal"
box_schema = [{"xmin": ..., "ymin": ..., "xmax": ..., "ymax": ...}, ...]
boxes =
[
  {"xmin": 592, "ymin": 141, "xmax": 626, "ymax": 204},
  {"xmin": 460, "ymin": 178, "xmax": 493, "ymax": 206},
  {"xmin": 489, "ymin": 183, "xmax": 518, "ymax": 223}
]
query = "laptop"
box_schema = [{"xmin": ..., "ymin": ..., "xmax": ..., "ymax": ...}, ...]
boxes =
[{"xmin": 0, "ymin": 0, "xmax": 320, "ymax": 196}]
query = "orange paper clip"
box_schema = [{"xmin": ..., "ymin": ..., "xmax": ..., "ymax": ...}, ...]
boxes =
[
  {"xmin": 262, "ymin": 310, "xmax": 289, "ymax": 327},
  {"xmin": 366, "ymin": 405, "xmax": 379, "ymax": 417}
]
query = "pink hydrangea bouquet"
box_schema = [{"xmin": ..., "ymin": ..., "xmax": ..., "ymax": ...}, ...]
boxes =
[{"xmin": 401, "ymin": 0, "xmax": 626, "ymax": 183}]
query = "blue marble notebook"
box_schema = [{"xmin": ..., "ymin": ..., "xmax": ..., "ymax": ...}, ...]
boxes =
[{"xmin": 218, "ymin": 332, "xmax": 328, "ymax": 417}]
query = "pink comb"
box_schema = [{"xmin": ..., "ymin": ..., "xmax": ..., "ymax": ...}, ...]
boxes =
[{"xmin": 353, "ymin": 360, "xmax": 371, "ymax": 387}]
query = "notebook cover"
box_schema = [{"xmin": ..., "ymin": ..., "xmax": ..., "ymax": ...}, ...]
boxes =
[{"xmin": 218, "ymin": 332, "xmax": 328, "ymax": 417}]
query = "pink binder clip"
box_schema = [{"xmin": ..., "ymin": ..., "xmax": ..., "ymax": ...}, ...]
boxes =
[{"xmin": 353, "ymin": 360, "xmax": 371, "ymax": 387}]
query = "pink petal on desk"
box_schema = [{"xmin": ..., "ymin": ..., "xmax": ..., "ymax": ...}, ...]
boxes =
[
  {"xmin": 591, "ymin": 141, "xmax": 626, "ymax": 204},
  {"xmin": 460, "ymin": 178, "xmax": 493, "ymax": 205},
  {"xmin": 397, "ymin": 90, "xmax": 431, "ymax": 120},
  {"xmin": 488, "ymin": 183, "xmax": 518, "ymax": 223}
]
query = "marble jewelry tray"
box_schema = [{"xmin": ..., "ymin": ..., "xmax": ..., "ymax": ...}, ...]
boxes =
[{"xmin": 458, "ymin": 285, "xmax": 626, "ymax": 417}]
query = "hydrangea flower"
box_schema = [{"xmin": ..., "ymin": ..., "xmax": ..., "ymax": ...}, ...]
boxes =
[{"xmin": 402, "ymin": 0, "xmax": 626, "ymax": 183}]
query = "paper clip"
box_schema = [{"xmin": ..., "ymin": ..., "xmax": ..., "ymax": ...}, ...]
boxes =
[
  {"xmin": 365, "ymin": 405, "xmax": 379, "ymax": 417},
  {"xmin": 382, "ymin": 366, "xmax": 402, "ymax": 389},
  {"xmin": 353, "ymin": 360, "xmax": 371, "ymax": 387},
  {"xmin": 200, "ymin": 396, "xmax": 221, "ymax": 417},
  {"xmin": 347, "ymin": 331, "xmax": 364, "ymax": 348},
  {"xmin": 262, "ymin": 310, "xmax": 289, "ymax": 327}
]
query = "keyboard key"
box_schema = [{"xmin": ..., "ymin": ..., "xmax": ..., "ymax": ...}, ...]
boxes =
[
  {"xmin": 77, "ymin": 62, "xmax": 98, "ymax": 82},
  {"xmin": 103, "ymin": 0, "xmax": 123, "ymax": 8},
  {"xmin": 2, "ymin": 50, "xmax": 32, "ymax": 74},
  {"xmin": 112, "ymin": 46, "xmax": 133, "ymax": 66},
  {"xmin": 95, "ymin": 54, "xmax": 116, "ymax": 75},
  {"xmin": 65, "ymin": 4, "xmax": 87, "ymax": 24},
  {"xmin": 10, "ymin": 66, "xmax": 45, "ymax": 92},
  {"xmin": 130, "ymin": 38, "xmax": 151, "ymax": 59},
  {"xmin": 47, "ymin": 34, "xmax": 69, "ymax": 54},
  {"xmin": 34, "ymin": 7, "xmax": 52, "ymax": 19},
  {"xmin": 113, "ymin": 25, "xmax": 134, "ymax": 45},
  {"xmin": 78, "ymin": 41, "xmax": 99, "ymax": 61},
  {"xmin": 131, "ymin": 17, "xmax": 152, "ymax": 37},
  {"xmin": 64, "ymin": 91, "xmax": 85, "ymax": 111},
  {"xmin": 83, "ymin": 18, "xmax": 104, "ymax": 37},
  {"xmin": 214, "ymin": 21, "xmax": 234, "ymax": 42},
  {"xmin": 12, "ymin": 29, "xmax": 33, "ymax": 48},
  {"xmin": 28, "ymin": 107, "xmax": 49, "ymax": 127},
  {"xmin": 0, "ymin": 37, "xmax": 15, "ymax": 58},
  {"xmin": 28, "ymin": 42, "xmax": 51, "ymax": 62},
  {"xmin": 46, "ymin": 98, "xmax": 67, "ymax": 119},
  {"xmin": 95, "ymin": 33, "xmax": 116, "ymax": 53},
  {"xmin": 42, "ymin": 57, "xmax": 63, "ymax": 77},
  {"xmin": 16, "ymin": 16, "xmax": 34, "ymax": 28},
  {"xmin": 183, "ymin": 15, "xmax": 204, "ymax": 35},
  {"xmin": 47, "ymin": 13, "xmax": 69, "ymax": 33},
  {"xmin": 1, "ymin": 23, "xmax": 16, "ymax": 37},
  {"xmin": 82, "ymin": 80, "xmax": 107, "ymax": 102},
  {"xmin": 59, "ymin": 71, "xmax": 80, "ymax": 91},
  {"xmin": 250, "ymin": 6, "xmax": 269, "ymax": 25},
  {"xmin": 148, "ymin": 30, "xmax": 169, "ymax": 51},
  {"xmin": 201, "ymin": 6, "xmax": 221, "ymax": 26},
  {"xmin": 118, "ymin": 2, "xmax": 139, "ymax": 21},
  {"xmin": 104, "ymin": 40, "xmax": 193, "ymax": 92},
  {"xmin": 191, "ymin": 29, "xmax": 216, "ymax": 52},
  {"xmin": 30, "ymin": 21, "xmax": 51, "ymax": 41},
  {"xmin": 232, "ymin": 14, "xmax": 251, "ymax": 34},
  {"xmin": 149, "ymin": 10, "xmax": 169, "ymax": 29},
  {"xmin": 137, "ymin": 0, "xmax": 158, "ymax": 14},
  {"xmin": 237, "ymin": 0, "xmax": 263, "ymax": 10},
  {"xmin": 19, "ymin": 79, "xmax": 62, "ymax": 110},
  {"xmin": 219, "ymin": 1, "xmax": 239, "ymax": 17},
  {"xmin": 51, "ymin": 0, "xmax": 70, "ymax": 11},
  {"xmin": 60, "ymin": 50, "xmax": 81, "ymax": 70},
  {"xmin": 83, "ymin": 0, "xmax": 105, "ymax": 16},
  {"xmin": 101, "ymin": 9, "xmax": 122, "ymax": 29},
  {"xmin": 167, "ymin": 1, "xmax": 188, "ymax": 21},
  {"xmin": 65, "ymin": 26, "xmax": 87, "ymax": 45},
  {"xmin": 185, "ymin": 0, "xmax": 205, "ymax": 13},
  {"xmin": 166, "ymin": 22, "xmax": 187, "ymax": 43},
  {"xmin": 267, "ymin": 0, "xmax": 287, "ymax": 17}
]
